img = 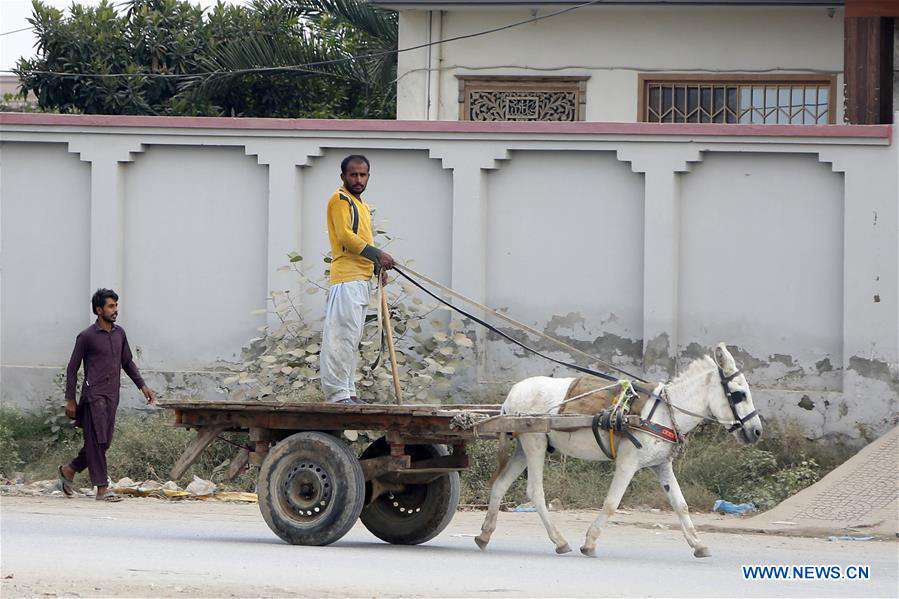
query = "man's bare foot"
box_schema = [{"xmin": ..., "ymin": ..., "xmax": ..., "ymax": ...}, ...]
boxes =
[{"xmin": 61, "ymin": 465, "xmax": 76, "ymax": 480}]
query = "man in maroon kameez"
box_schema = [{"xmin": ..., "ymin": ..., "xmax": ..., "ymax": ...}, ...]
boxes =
[{"xmin": 58, "ymin": 289, "xmax": 156, "ymax": 501}]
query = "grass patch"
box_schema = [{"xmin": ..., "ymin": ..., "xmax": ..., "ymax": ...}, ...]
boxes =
[
  {"xmin": 1, "ymin": 408, "xmax": 857, "ymax": 511},
  {"xmin": 0, "ymin": 408, "xmax": 256, "ymax": 491}
]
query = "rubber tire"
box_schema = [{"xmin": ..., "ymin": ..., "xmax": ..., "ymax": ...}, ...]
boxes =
[
  {"xmin": 258, "ymin": 431, "xmax": 364, "ymax": 546},
  {"xmin": 359, "ymin": 438, "xmax": 460, "ymax": 545}
]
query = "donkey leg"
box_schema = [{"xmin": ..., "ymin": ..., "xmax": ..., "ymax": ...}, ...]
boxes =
[
  {"xmin": 475, "ymin": 441, "xmax": 527, "ymax": 550},
  {"xmin": 580, "ymin": 458, "xmax": 638, "ymax": 557},
  {"xmin": 654, "ymin": 460, "xmax": 710, "ymax": 558},
  {"xmin": 520, "ymin": 434, "xmax": 571, "ymax": 554}
]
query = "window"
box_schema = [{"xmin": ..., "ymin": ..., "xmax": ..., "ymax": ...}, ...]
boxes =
[
  {"xmin": 639, "ymin": 75, "xmax": 836, "ymax": 124},
  {"xmin": 457, "ymin": 76, "xmax": 587, "ymax": 122}
]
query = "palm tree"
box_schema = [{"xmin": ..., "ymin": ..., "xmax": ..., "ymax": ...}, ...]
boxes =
[{"xmin": 180, "ymin": 0, "xmax": 398, "ymax": 118}]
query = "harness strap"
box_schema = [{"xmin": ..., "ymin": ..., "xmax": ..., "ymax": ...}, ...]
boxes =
[
  {"xmin": 633, "ymin": 418, "xmax": 678, "ymax": 443},
  {"xmin": 727, "ymin": 409, "xmax": 759, "ymax": 432},
  {"xmin": 622, "ymin": 427, "xmax": 643, "ymax": 449},
  {"xmin": 647, "ymin": 396, "xmax": 660, "ymax": 420},
  {"xmin": 591, "ymin": 414, "xmax": 616, "ymax": 460}
]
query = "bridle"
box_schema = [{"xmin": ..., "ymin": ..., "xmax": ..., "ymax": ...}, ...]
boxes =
[
  {"xmin": 716, "ymin": 367, "xmax": 759, "ymax": 433},
  {"xmin": 652, "ymin": 365, "xmax": 759, "ymax": 433}
]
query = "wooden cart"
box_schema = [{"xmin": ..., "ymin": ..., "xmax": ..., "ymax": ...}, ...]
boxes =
[{"xmin": 160, "ymin": 400, "xmax": 595, "ymax": 546}]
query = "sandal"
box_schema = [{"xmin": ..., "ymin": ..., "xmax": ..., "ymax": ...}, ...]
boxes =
[
  {"xmin": 57, "ymin": 466, "xmax": 75, "ymax": 498},
  {"xmin": 95, "ymin": 492, "xmax": 124, "ymax": 502}
]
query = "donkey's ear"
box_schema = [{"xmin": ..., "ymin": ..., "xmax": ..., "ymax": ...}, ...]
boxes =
[{"xmin": 714, "ymin": 343, "xmax": 737, "ymax": 372}]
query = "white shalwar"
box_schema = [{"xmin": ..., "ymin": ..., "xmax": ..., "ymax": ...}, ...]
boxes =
[{"xmin": 320, "ymin": 279, "xmax": 371, "ymax": 402}]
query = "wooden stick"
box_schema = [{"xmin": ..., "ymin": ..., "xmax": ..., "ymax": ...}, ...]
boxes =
[
  {"xmin": 380, "ymin": 279, "xmax": 403, "ymax": 405},
  {"xmin": 224, "ymin": 448, "xmax": 250, "ymax": 481},
  {"xmin": 170, "ymin": 425, "xmax": 226, "ymax": 480},
  {"xmin": 398, "ymin": 265, "xmax": 649, "ymax": 386}
]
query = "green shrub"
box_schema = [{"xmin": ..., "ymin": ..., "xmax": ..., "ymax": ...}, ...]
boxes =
[{"xmin": 0, "ymin": 418, "xmax": 24, "ymax": 476}]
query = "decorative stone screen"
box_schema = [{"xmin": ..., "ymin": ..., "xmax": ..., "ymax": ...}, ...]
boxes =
[
  {"xmin": 457, "ymin": 76, "xmax": 587, "ymax": 121},
  {"xmin": 639, "ymin": 75, "xmax": 837, "ymax": 124}
]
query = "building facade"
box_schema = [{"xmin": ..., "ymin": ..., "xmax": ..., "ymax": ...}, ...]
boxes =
[{"xmin": 378, "ymin": 0, "xmax": 896, "ymax": 124}]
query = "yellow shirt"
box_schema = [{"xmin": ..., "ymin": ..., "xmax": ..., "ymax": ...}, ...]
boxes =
[{"xmin": 326, "ymin": 186, "xmax": 376, "ymax": 284}]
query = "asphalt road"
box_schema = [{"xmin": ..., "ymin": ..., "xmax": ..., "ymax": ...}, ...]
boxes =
[{"xmin": 1, "ymin": 496, "xmax": 896, "ymax": 597}]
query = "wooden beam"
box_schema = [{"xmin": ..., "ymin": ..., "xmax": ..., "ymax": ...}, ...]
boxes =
[
  {"xmin": 844, "ymin": 15, "xmax": 895, "ymax": 124},
  {"xmin": 177, "ymin": 409, "xmax": 468, "ymax": 438},
  {"xmin": 846, "ymin": 0, "xmax": 899, "ymax": 17},
  {"xmin": 475, "ymin": 415, "xmax": 596, "ymax": 435},
  {"xmin": 360, "ymin": 455, "xmax": 411, "ymax": 481},
  {"xmin": 170, "ymin": 425, "xmax": 226, "ymax": 480},
  {"xmin": 405, "ymin": 453, "xmax": 469, "ymax": 471},
  {"xmin": 224, "ymin": 448, "xmax": 250, "ymax": 481},
  {"xmin": 157, "ymin": 399, "xmax": 502, "ymax": 417}
]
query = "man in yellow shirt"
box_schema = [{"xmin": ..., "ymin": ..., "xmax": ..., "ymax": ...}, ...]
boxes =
[{"xmin": 320, "ymin": 155, "xmax": 395, "ymax": 404}]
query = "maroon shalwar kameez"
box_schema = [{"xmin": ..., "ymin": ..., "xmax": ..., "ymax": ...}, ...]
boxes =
[{"xmin": 65, "ymin": 323, "xmax": 146, "ymax": 487}]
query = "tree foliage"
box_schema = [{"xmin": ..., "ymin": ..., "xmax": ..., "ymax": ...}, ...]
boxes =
[{"xmin": 14, "ymin": 0, "xmax": 397, "ymax": 118}]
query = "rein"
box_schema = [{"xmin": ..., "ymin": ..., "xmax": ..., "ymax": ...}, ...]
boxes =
[
  {"xmin": 391, "ymin": 266, "xmax": 757, "ymax": 454},
  {"xmin": 393, "ymin": 265, "xmax": 650, "ymax": 386}
]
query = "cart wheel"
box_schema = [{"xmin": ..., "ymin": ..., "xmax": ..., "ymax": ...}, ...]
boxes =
[
  {"xmin": 359, "ymin": 438, "xmax": 460, "ymax": 545},
  {"xmin": 258, "ymin": 431, "xmax": 364, "ymax": 546}
]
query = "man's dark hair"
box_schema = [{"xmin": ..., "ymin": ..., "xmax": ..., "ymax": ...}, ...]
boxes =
[
  {"xmin": 92, "ymin": 288, "xmax": 119, "ymax": 315},
  {"xmin": 341, "ymin": 154, "xmax": 370, "ymax": 174}
]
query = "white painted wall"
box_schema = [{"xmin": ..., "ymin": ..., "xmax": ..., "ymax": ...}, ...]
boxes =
[
  {"xmin": 396, "ymin": 5, "xmax": 845, "ymax": 122},
  {"xmin": 1, "ymin": 143, "xmax": 91, "ymax": 364},
  {"xmin": 484, "ymin": 150, "xmax": 644, "ymax": 381},
  {"xmin": 679, "ymin": 153, "xmax": 845, "ymax": 393},
  {"xmin": 0, "ymin": 117, "xmax": 896, "ymax": 440},
  {"xmin": 122, "ymin": 145, "xmax": 269, "ymax": 368}
]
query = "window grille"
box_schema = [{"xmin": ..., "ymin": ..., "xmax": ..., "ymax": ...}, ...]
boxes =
[
  {"xmin": 457, "ymin": 77, "xmax": 587, "ymax": 122},
  {"xmin": 640, "ymin": 76, "xmax": 836, "ymax": 124}
]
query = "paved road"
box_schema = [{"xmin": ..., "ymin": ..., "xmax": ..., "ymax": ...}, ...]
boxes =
[{"xmin": 1, "ymin": 496, "xmax": 895, "ymax": 597}]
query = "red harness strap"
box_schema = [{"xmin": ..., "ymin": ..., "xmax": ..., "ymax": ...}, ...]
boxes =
[{"xmin": 632, "ymin": 419, "xmax": 679, "ymax": 443}]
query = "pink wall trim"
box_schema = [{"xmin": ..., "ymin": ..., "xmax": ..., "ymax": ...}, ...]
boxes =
[{"xmin": 0, "ymin": 112, "xmax": 892, "ymax": 139}]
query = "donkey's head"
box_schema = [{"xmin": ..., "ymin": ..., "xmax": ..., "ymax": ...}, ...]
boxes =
[{"xmin": 709, "ymin": 343, "xmax": 763, "ymax": 445}]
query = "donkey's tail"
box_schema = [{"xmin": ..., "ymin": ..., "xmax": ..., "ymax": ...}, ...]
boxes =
[{"xmin": 488, "ymin": 433, "xmax": 516, "ymax": 486}]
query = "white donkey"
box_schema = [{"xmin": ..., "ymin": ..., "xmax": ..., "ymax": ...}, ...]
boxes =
[{"xmin": 475, "ymin": 343, "xmax": 762, "ymax": 558}]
